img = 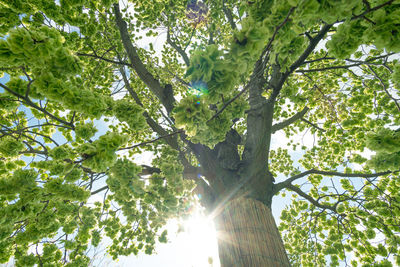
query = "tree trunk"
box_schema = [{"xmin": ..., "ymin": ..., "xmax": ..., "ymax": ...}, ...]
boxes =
[{"xmin": 214, "ymin": 197, "xmax": 290, "ymax": 267}]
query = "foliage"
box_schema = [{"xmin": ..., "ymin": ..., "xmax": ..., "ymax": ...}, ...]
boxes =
[{"xmin": 0, "ymin": 0, "xmax": 400, "ymax": 266}]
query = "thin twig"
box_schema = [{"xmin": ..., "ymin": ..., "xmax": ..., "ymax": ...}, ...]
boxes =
[
  {"xmin": 271, "ymin": 106, "xmax": 309, "ymax": 133},
  {"xmin": 367, "ymin": 65, "xmax": 400, "ymax": 112},
  {"xmin": 118, "ymin": 130, "xmax": 184, "ymax": 151},
  {"xmin": 0, "ymin": 83, "xmax": 74, "ymax": 129},
  {"xmin": 167, "ymin": 25, "xmax": 190, "ymax": 66},
  {"xmin": 262, "ymin": 7, "xmax": 296, "ymax": 58},
  {"xmin": 286, "ymin": 184, "xmax": 336, "ymax": 211},
  {"xmin": 300, "ymin": 117, "xmax": 325, "ymax": 132},
  {"xmin": 207, "ymin": 85, "xmax": 249, "ymax": 122},
  {"xmin": 76, "ymin": 52, "xmax": 130, "ymax": 66},
  {"xmin": 274, "ymin": 169, "xmax": 393, "ymax": 194}
]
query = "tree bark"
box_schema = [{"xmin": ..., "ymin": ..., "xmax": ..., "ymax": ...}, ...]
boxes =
[{"xmin": 214, "ymin": 197, "xmax": 290, "ymax": 267}]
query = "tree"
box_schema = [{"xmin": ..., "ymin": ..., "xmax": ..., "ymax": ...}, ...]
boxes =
[{"xmin": 0, "ymin": 0, "xmax": 400, "ymax": 266}]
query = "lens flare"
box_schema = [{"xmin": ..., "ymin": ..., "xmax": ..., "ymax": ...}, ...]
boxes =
[{"xmin": 188, "ymin": 80, "xmax": 209, "ymax": 97}]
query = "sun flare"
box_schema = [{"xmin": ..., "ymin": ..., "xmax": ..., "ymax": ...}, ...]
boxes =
[{"xmin": 171, "ymin": 209, "xmax": 220, "ymax": 267}]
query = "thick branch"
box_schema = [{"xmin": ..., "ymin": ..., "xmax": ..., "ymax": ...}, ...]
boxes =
[
  {"xmin": 264, "ymin": 24, "xmax": 332, "ymax": 105},
  {"xmin": 271, "ymin": 106, "xmax": 309, "ymax": 133},
  {"xmin": 113, "ymin": 3, "xmax": 176, "ymax": 114},
  {"xmin": 265, "ymin": 24, "xmax": 332, "ymax": 104},
  {"xmin": 274, "ymin": 169, "xmax": 392, "ymax": 194}
]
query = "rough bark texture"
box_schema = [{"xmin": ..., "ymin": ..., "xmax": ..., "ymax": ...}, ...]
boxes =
[{"xmin": 214, "ymin": 197, "xmax": 290, "ymax": 267}]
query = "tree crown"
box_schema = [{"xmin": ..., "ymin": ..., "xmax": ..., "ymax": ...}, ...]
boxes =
[{"xmin": 1, "ymin": 0, "xmax": 400, "ymax": 266}]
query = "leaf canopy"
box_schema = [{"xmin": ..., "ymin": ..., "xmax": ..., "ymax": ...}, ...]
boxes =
[{"xmin": 0, "ymin": 0, "xmax": 400, "ymax": 266}]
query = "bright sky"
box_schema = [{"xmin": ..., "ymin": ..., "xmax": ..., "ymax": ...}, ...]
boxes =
[{"xmin": 102, "ymin": 211, "xmax": 220, "ymax": 267}]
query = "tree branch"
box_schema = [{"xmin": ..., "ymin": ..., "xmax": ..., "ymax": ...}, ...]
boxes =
[
  {"xmin": 296, "ymin": 63, "xmax": 361, "ymax": 73},
  {"xmin": 301, "ymin": 55, "xmax": 335, "ymax": 65},
  {"xmin": 90, "ymin": 164, "xmax": 201, "ymax": 195},
  {"xmin": 77, "ymin": 52, "xmax": 130, "ymax": 66},
  {"xmin": 139, "ymin": 165, "xmax": 161, "ymax": 175},
  {"xmin": 118, "ymin": 59, "xmax": 204, "ymax": 185},
  {"xmin": 20, "ymin": 149, "xmax": 47, "ymax": 156},
  {"xmin": 91, "ymin": 185, "xmax": 108, "ymax": 195},
  {"xmin": 262, "ymin": 7, "xmax": 296, "ymax": 60},
  {"xmin": 297, "ymin": 53, "xmax": 395, "ymax": 73},
  {"xmin": 300, "ymin": 117, "xmax": 325, "ymax": 132},
  {"xmin": 90, "ymin": 165, "xmax": 160, "ymax": 195},
  {"xmin": 167, "ymin": 26, "xmax": 190, "ymax": 66},
  {"xmin": 274, "ymin": 169, "xmax": 392, "ymax": 194},
  {"xmin": 366, "ymin": 65, "xmax": 400, "ymax": 112},
  {"xmin": 271, "ymin": 106, "xmax": 309, "ymax": 133},
  {"xmin": 285, "ymin": 184, "xmax": 336, "ymax": 212},
  {"xmin": 266, "ymin": 24, "xmax": 332, "ymax": 104},
  {"xmin": 265, "ymin": 23, "xmax": 332, "ymax": 104},
  {"xmin": 207, "ymin": 84, "xmax": 249, "ymax": 122},
  {"xmin": 289, "ymin": 24, "xmax": 333, "ymax": 74},
  {"xmin": 0, "ymin": 83, "xmax": 74, "ymax": 129},
  {"xmin": 118, "ymin": 130, "xmax": 183, "ymax": 151},
  {"xmin": 222, "ymin": 0, "xmax": 236, "ymax": 30},
  {"xmin": 351, "ymin": 0, "xmax": 394, "ymax": 21},
  {"xmin": 118, "ymin": 66, "xmax": 180, "ymax": 150},
  {"xmin": 113, "ymin": 3, "xmax": 176, "ymax": 114}
]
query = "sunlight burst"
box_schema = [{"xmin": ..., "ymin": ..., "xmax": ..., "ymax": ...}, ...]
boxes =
[{"xmin": 172, "ymin": 209, "xmax": 220, "ymax": 267}]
